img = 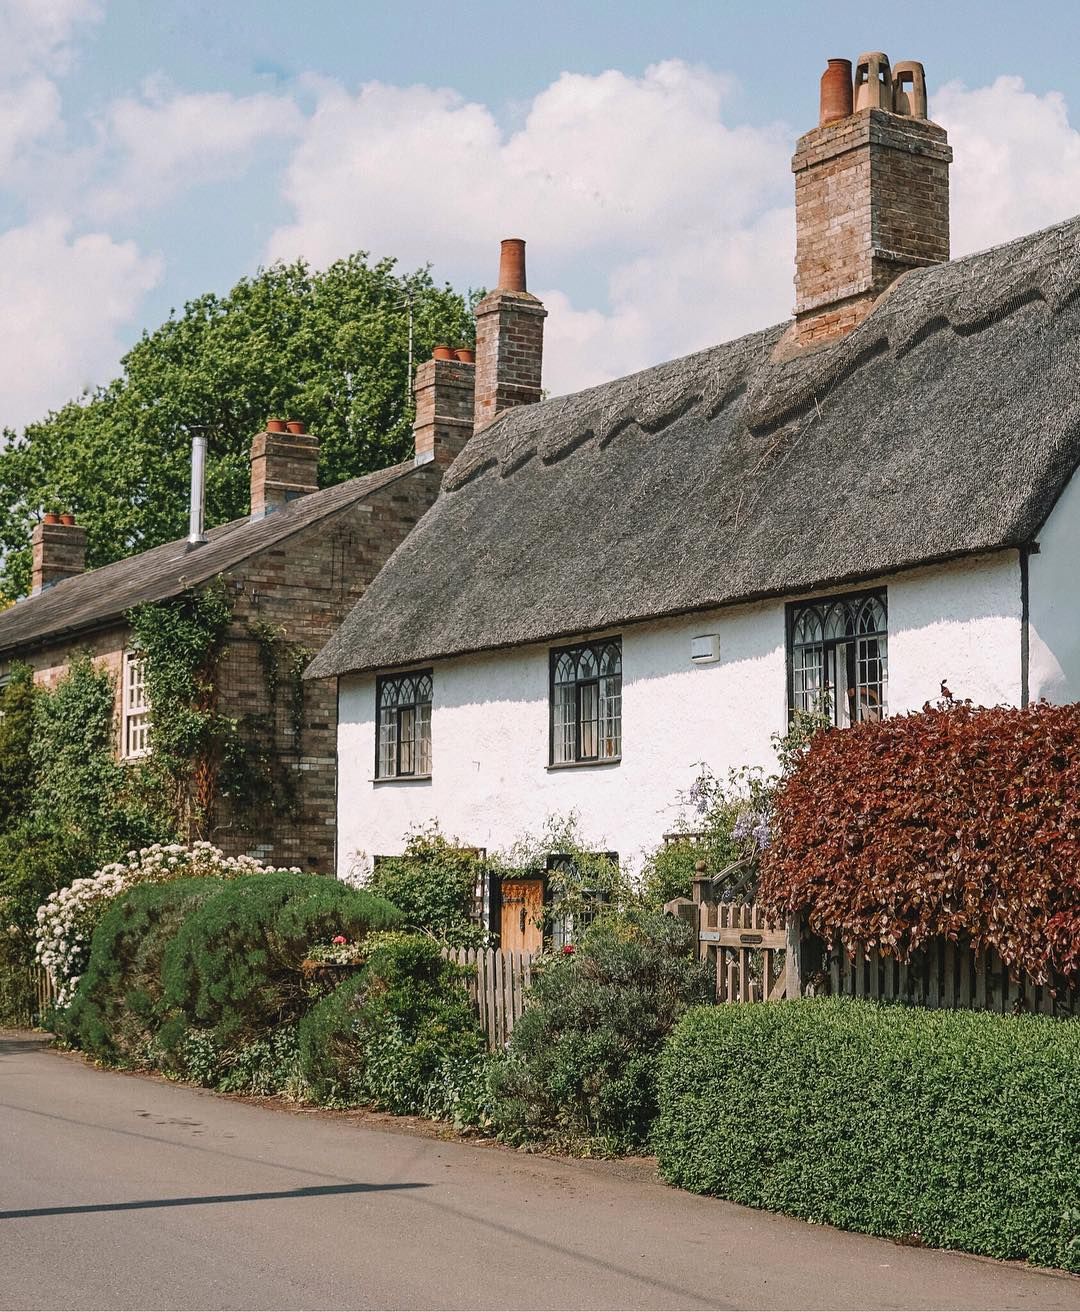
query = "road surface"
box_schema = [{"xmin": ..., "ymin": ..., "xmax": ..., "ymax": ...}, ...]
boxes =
[{"xmin": 2, "ymin": 1031, "xmax": 1078, "ymax": 1311}]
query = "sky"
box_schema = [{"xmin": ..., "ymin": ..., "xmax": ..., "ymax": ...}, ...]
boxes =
[{"xmin": 3, "ymin": 0, "xmax": 1080, "ymax": 433}]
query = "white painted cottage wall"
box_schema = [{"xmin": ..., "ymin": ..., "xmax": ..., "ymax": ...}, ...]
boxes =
[
  {"xmin": 336, "ymin": 552, "xmax": 1023, "ymax": 877},
  {"xmin": 1029, "ymin": 466, "xmax": 1080, "ymax": 703}
]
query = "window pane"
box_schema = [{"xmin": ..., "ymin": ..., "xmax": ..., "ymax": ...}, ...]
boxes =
[
  {"xmin": 579, "ymin": 681, "xmax": 599, "ymax": 758},
  {"xmin": 553, "ymin": 682, "xmax": 575, "ymax": 764},
  {"xmin": 600, "ymin": 674, "xmax": 621, "ymax": 758},
  {"xmin": 378, "ymin": 707, "xmax": 397, "ymax": 778},
  {"xmin": 417, "ymin": 701, "xmax": 432, "ymax": 774},
  {"xmin": 399, "ymin": 705, "xmax": 416, "ymax": 775}
]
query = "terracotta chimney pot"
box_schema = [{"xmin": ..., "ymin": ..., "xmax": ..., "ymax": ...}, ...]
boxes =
[
  {"xmin": 43, "ymin": 512, "xmax": 60, "ymax": 525},
  {"xmin": 432, "ymin": 344, "xmax": 454, "ymax": 361},
  {"xmin": 60, "ymin": 513, "xmax": 76, "ymax": 526},
  {"xmin": 454, "ymin": 347, "xmax": 475, "ymax": 364},
  {"xmin": 266, "ymin": 418, "xmax": 287, "ymax": 433},
  {"xmin": 819, "ymin": 58, "xmax": 853, "ymax": 125},
  {"xmin": 285, "ymin": 419, "xmax": 306, "ymax": 434},
  {"xmin": 497, "ymin": 238, "xmax": 527, "ymax": 293}
]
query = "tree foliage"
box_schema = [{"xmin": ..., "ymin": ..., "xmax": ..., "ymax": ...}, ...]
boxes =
[
  {"xmin": 760, "ymin": 699, "xmax": 1080, "ymax": 982},
  {"xmin": 0, "ymin": 663, "xmax": 38, "ymax": 830},
  {"xmin": 0, "ymin": 255, "xmax": 477, "ymax": 596}
]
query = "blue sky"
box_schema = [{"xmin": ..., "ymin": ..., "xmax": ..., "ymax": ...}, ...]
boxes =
[{"xmin": 3, "ymin": 0, "xmax": 1080, "ymax": 431}]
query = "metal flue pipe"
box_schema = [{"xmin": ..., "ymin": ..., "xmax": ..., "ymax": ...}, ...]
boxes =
[{"xmin": 188, "ymin": 430, "xmax": 208, "ymax": 545}]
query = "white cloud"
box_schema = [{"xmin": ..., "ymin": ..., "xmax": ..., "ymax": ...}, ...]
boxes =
[
  {"xmin": 0, "ymin": 75, "xmax": 62, "ymax": 172},
  {"xmin": 0, "ymin": 0, "xmax": 100, "ymax": 80},
  {"xmin": 0, "ymin": 217, "xmax": 161, "ymax": 431},
  {"xmin": 267, "ymin": 62, "xmax": 794, "ymax": 395},
  {"xmin": 87, "ymin": 81, "xmax": 304, "ymax": 218},
  {"xmin": 936, "ymin": 75, "xmax": 1080, "ymax": 256}
]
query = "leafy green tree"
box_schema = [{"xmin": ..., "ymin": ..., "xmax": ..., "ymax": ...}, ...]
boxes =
[{"xmin": 0, "ymin": 256, "xmax": 478, "ymax": 596}]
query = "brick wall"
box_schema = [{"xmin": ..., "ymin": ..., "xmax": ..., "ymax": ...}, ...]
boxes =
[
  {"xmin": 250, "ymin": 428, "xmax": 320, "ymax": 519},
  {"xmin": 31, "ymin": 521, "xmax": 87, "ymax": 594},
  {"xmin": 792, "ymin": 107, "xmax": 952, "ymax": 345}
]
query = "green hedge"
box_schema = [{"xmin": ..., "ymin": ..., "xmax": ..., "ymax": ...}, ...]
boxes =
[
  {"xmin": 655, "ymin": 999, "xmax": 1080, "ymax": 1272},
  {"xmin": 299, "ymin": 932, "xmax": 488, "ymax": 1122},
  {"xmin": 161, "ymin": 871, "xmax": 402, "ymax": 1045},
  {"xmin": 61, "ymin": 878, "xmax": 226, "ymax": 1061}
]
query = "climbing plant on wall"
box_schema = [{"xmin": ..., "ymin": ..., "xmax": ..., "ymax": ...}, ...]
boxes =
[{"xmin": 128, "ymin": 581, "xmax": 310, "ymax": 843}]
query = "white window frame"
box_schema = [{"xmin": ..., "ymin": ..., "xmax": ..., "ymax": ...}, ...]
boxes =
[{"xmin": 122, "ymin": 651, "xmax": 151, "ymax": 759}]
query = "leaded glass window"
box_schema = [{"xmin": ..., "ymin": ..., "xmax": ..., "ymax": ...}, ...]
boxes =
[
  {"xmin": 550, "ymin": 639, "xmax": 622, "ymax": 765},
  {"xmin": 376, "ymin": 670, "xmax": 433, "ymax": 778},
  {"xmin": 788, "ymin": 592, "xmax": 887, "ymax": 727}
]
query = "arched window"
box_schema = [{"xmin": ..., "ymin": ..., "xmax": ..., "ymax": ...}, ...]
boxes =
[
  {"xmin": 550, "ymin": 639, "xmax": 622, "ymax": 765},
  {"xmin": 788, "ymin": 591, "xmax": 887, "ymax": 727},
  {"xmin": 376, "ymin": 669, "xmax": 433, "ymax": 778}
]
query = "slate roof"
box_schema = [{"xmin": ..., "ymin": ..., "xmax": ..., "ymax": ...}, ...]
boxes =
[
  {"xmin": 307, "ymin": 214, "xmax": 1080, "ymax": 680},
  {"xmin": 0, "ymin": 462, "xmax": 416, "ymax": 656}
]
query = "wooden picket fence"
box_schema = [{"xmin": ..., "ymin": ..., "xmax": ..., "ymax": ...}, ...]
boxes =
[
  {"xmin": 829, "ymin": 939, "xmax": 1080, "ymax": 1016},
  {"xmin": 444, "ymin": 947, "xmax": 536, "ymax": 1049}
]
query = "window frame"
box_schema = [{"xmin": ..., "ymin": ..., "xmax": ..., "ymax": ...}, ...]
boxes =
[
  {"xmin": 785, "ymin": 588, "xmax": 888, "ymax": 727},
  {"xmin": 122, "ymin": 650, "xmax": 151, "ymax": 760},
  {"xmin": 374, "ymin": 668, "xmax": 434, "ymax": 781},
  {"xmin": 547, "ymin": 638, "xmax": 622, "ymax": 768}
]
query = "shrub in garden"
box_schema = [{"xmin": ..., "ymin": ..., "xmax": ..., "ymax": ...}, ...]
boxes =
[
  {"xmin": 298, "ymin": 931, "xmax": 488, "ymax": 1123},
  {"xmin": 363, "ymin": 826, "xmax": 484, "ymax": 946},
  {"xmin": 36, "ymin": 841, "xmax": 285, "ymax": 1005},
  {"xmin": 161, "ymin": 871, "xmax": 402, "ymax": 1045},
  {"xmin": 760, "ymin": 700, "xmax": 1080, "ymax": 982},
  {"xmin": 60, "ymin": 877, "xmax": 226, "ymax": 1061},
  {"xmin": 489, "ymin": 909, "xmax": 712, "ymax": 1152},
  {"xmin": 655, "ymin": 998, "xmax": 1080, "ymax": 1272}
]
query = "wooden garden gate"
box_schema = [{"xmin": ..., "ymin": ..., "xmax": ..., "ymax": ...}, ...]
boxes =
[{"xmin": 665, "ymin": 876, "xmax": 801, "ymax": 1003}]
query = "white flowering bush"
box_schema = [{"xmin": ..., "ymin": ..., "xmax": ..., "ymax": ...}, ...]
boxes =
[{"xmin": 35, "ymin": 841, "xmax": 299, "ymax": 1006}]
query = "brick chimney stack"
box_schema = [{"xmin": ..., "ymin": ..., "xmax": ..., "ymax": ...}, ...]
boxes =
[
  {"xmin": 473, "ymin": 238, "xmax": 546, "ymax": 430},
  {"xmin": 413, "ymin": 346, "xmax": 475, "ymax": 466},
  {"xmin": 791, "ymin": 53, "xmax": 952, "ymax": 347},
  {"xmin": 31, "ymin": 514, "xmax": 86, "ymax": 595},
  {"xmin": 250, "ymin": 419, "xmax": 319, "ymax": 520}
]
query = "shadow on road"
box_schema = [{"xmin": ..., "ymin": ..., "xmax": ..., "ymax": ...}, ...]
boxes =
[
  {"xmin": 0, "ymin": 1033, "xmax": 51, "ymax": 1057},
  {"xmin": 0, "ymin": 1180, "xmax": 428, "ymax": 1221}
]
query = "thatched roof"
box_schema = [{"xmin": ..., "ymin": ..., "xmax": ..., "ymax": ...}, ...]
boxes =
[
  {"xmin": 315, "ymin": 213, "xmax": 1080, "ymax": 679},
  {"xmin": 0, "ymin": 463, "xmax": 419, "ymax": 657}
]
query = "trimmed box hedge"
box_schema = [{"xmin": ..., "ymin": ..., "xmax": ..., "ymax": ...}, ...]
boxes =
[{"xmin": 655, "ymin": 998, "xmax": 1080, "ymax": 1272}]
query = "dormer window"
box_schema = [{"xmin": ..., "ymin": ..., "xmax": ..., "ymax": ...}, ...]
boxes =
[
  {"xmin": 376, "ymin": 670, "xmax": 432, "ymax": 779},
  {"xmin": 788, "ymin": 591, "xmax": 888, "ymax": 727}
]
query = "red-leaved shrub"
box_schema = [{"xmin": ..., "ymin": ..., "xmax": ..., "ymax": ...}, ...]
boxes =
[{"xmin": 759, "ymin": 701, "xmax": 1080, "ymax": 982}]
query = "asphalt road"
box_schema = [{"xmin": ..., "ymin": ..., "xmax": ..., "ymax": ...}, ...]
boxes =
[{"xmin": 2, "ymin": 1031, "xmax": 1079, "ymax": 1312}]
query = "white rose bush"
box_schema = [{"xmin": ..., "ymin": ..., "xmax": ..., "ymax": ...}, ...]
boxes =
[{"xmin": 36, "ymin": 841, "xmax": 297, "ymax": 1006}]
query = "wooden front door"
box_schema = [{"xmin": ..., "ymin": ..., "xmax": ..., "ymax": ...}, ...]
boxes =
[{"xmin": 499, "ymin": 878, "xmax": 545, "ymax": 953}]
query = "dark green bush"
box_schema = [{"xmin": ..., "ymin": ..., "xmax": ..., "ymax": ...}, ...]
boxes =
[
  {"xmin": 365, "ymin": 827, "xmax": 483, "ymax": 946},
  {"xmin": 174, "ymin": 1023, "xmax": 302, "ymax": 1096},
  {"xmin": 655, "ymin": 998, "xmax": 1080, "ymax": 1272},
  {"xmin": 298, "ymin": 932, "xmax": 488, "ymax": 1122},
  {"xmin": 61, "ymin": 878, "xmax": 226, "ymax": 1061},
  {"xmin": 161, "ymin": 871, "xmax": 402, "ymax": 1045},
  {"xmin": 489, "ymin": 909, "xmax": 712, "ymax": 1153}
]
